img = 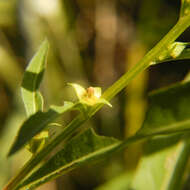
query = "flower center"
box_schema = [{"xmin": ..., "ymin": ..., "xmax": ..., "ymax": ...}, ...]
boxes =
[{"xmin": 86, "ymin": 87, "xmax": 95, "ymax": 98}]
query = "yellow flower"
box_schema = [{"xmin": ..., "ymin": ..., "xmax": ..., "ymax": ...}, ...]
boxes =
[{"xmin": 68, "ymin": 83, "xmax": 112, "ymax": 107}]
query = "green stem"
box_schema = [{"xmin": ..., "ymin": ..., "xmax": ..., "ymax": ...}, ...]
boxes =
[{"xmin": 3, "ymin": 15, "xmax": 190, "ymax": 190}]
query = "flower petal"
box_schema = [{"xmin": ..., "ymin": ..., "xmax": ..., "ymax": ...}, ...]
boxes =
[
  {"xmin": 68, "ymin": 83, "xmax": 86, "ymax": 100},
  {"xmin": 93, "ymin": 87, "xmax": 102, "ymax": 98}
]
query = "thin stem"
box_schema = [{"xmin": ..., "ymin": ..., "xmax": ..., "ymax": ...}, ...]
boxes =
[
  {"xmin": 3, "ymin": 15, "xmax": 190, "ymax": 190},
  {"xmin": 103, "ymin": 17, "xmax": 190, "ymax": 101}
]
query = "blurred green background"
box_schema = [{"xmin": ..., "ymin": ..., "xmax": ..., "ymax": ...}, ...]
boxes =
[{"xmin": 1, "ymin": 0, "xmax": 190, "ymax": 189}]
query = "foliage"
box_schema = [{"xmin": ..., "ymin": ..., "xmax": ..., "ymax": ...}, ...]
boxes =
[{"xmin": 2, "ymin": 1, "xmax": 190, "ymax": 190}]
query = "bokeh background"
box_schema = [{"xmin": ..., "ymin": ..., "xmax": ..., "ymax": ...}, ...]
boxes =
[{"xmin": 1, "ymin": 0, "xmax": 190, "ymax": 189}]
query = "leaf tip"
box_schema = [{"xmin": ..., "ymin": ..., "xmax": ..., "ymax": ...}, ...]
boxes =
[
  {"xmin": 7, "ymin": 146, "xmax": 15, "ymax": 157},
  {"xmin": 43, "ymin": 38, "xmax": 49, "ymax": 47}
]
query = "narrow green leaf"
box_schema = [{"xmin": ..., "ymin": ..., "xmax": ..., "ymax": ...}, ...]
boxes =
[
  {"xmin": 21, "ymin": 39, "xmax": 49, "ymax": 116},
  {"xmin": 8, "ymin": 101, "xmax": 74, "ymax": 156},
  {"xmin": 18, "ymin": 129, "xmax": 120, "ymax": 190},
  {"xmin": 26, "ymin": 92, "xmax": 45, "ymax": 154}
]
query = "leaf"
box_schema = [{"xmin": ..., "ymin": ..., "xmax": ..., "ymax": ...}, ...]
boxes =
[
  {"xmin": 25, "ymin": 92, "xmax": 44, "ymax": 154},
  {"xmin": 8, "ymin": 101, "xmax": 74, "ymax": 156},
  {"xmin": 150, "ymin": 42, "xmax": 189, "ymax": 66},
  {"xmin": 155, "ymin": 48, "xmax": 190, "ymax": 65},
  {"xmin": 136, "ymin": 81, "xmax": 190, "ymax": 136},
  {"xmin": 25, "ymin": 130, "xmax": 49, "ymax": 154},
  {"xmin": 16, "ymin": 80, "xmax": 190, "ymax": 189},
  {"xmin": 121, "ymin": 80, "xmax": 190, "ymax": 190},
  {"xmin": 126, "ymin": 79, "xmax": 190, "ymax": 190},
  {"xmin": 157, "ymin": 42, "xmax": 187, "ymax": 61},
  {"xmin": 9, "ymin": 80, "xmax": 190, "ymax": 189},
  {"xmin": 18, "ymin": 129, "xmax": 120, "ymax": 190},
  {"xmin": 96, "ymin": 80, "xmax": 190, "ymax": 190},
  {"xmin": 127, "ymin": 134, "xmax": 190, "ymax": 190},
  {"xmin": 21, "ymin": 39, "xmax": 49, "ymax": 116},
  {"xmin": 35, "ymin": 92, "xmax": 44, "ymax": 112},
  {"xmin": 169, "ymin": 139, "xmax": 190, "ymax": 190}
]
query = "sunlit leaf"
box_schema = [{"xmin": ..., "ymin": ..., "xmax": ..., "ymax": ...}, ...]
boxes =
[
  {"xmin": 8, "ymin": 101, "xmax": 74, "ymax": 156},
  {"xmin": 21, "ymin": 39, "xmax": 49, "ymax": 116},
  {"xmin": 127, "ymin": 134, "xmax": 190, "ymax": 190}
]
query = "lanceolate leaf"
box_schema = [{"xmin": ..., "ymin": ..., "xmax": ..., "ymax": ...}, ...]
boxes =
[
  {"xmin": 8, "ymin": 102, "xmax": 74, "ymax": 156},
  {"xmin": 18, "ymin": 129, "xmax": 120, "ymax": 190},
  {"xmin": 21, "ymin": 39, "xmax": 49, "ymax": 116}
]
